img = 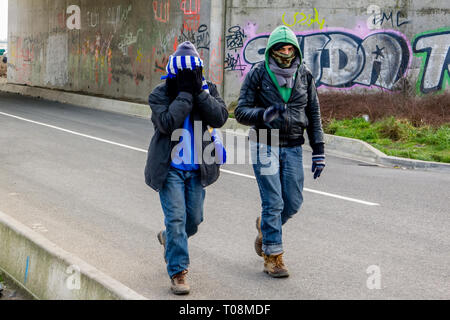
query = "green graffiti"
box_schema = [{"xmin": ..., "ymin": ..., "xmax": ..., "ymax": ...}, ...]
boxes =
[{"xmin": 412, "ymin": 27, "xmax": 450, "ymax": 95}]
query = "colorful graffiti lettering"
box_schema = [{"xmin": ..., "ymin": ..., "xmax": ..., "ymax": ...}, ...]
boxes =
[
  {"xmin": 240, "ymin": 29, "xmax": 411, "ymax": 90},
  {"xmin": 153, "ymin": 0, "xmax": 170, "ymax": 23},
  {"xmin": 181, "ymin": 0, "xmax": 201, "ymax": 32},
  {"xmin": 152, "ymin": 47, "xmax": 170, "ymax": 73},
  {"xmin": 183, "ymin": 14, "xmax": 200, "ymax": 31},
  {"xmin": 282, "ymin": 8, "xmax": 325, "ymax": 30},
  {"xmin": 413, "ymin": 27, "xmax": 450, "ymax": 94},
  {"xmin": 367, "ymin": 5, "xmax": 410, "ymax": 30},
  {"xmin": 180, "ymin": 0, "xmax": 200, "ymax": 15}
]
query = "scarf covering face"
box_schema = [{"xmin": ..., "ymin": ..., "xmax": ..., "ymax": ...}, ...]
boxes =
[
  {"xmin": 270, "ymin": 49, "xmax": 297, "ymax": 68},
  {"xmin": 268, "ymin": 55, "xmax": 301, "ymax": 88},
  {"xmin": 161, "ymin": 55, "xmax": 209, "ymax": 93}
]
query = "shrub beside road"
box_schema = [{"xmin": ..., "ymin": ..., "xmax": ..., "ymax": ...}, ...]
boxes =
[{"xmin": 325, "ymin": 117, "xmax": 449, "ymax": 163}]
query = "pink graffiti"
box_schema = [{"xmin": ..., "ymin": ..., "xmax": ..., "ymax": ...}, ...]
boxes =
[{"xmin": 153, "ymin": 0, "xmax": 170, "ymax": 23}]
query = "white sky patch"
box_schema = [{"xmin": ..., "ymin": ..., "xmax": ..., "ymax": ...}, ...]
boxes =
[{"xmin": 0, "ymin": 0, "xmax": 8, "ymax": 41}]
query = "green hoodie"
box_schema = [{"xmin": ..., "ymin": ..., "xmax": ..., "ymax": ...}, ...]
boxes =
[{"xmin": 265, "ymin": 25, "xmax": 303, "ymax": 103}]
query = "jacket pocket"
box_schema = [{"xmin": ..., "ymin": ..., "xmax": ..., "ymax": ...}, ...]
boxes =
[{"xmin": 288, "ymin": 106, "xmax": 308, "ymax": 136}]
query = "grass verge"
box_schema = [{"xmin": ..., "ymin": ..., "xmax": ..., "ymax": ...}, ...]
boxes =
[{"xmin": 325, "ymin": 117, "xmax": 450, "ymax": 163}]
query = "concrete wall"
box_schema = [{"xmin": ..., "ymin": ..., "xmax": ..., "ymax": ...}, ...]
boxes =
[
  {"xmin": 7, "ymin": 0, "xmax": 217, "ymax": 101},
  {"xmin": 223, "ymin": 0, "xmax": 450, "ymax": 103},
  {"xmin": 7, "ymin": 0, "xmax": 450, "ymax": 105},
  {"xmin": 0, "ymin": 210, "xmax": 146, "ymax": 300}
]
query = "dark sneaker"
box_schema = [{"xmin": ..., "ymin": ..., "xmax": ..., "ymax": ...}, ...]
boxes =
[
  {"xmin": 171, "ymin": 270, "xmax": 190, "ymax": 295},
  {"xmin": 262, "ymin": 253, "xmax": 289, "ymax": 278},
  {"xmin": 255, "ymin": 216, "xmax": 263, "ymax": 257},
  {"xmin": 157, "ymin": 230, "xmax": 167, "ymax": 263}
]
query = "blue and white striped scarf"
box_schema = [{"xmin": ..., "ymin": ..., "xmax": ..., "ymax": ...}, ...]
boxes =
[
  {"xmin": 162, "ymin": 55, "xmax": 226, "ymax": 165},
  {"xmin": 160, "ymin": 55, "xmax": 209, "ymax": 93}
]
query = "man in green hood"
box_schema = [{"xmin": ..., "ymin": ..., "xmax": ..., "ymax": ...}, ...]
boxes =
[{"xmin": 235, "ymin": 25, "xmax": 325, "ymax": 277}]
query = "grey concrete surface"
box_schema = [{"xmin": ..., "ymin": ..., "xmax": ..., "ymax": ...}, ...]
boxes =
[{"xmin": 0, "ymin": 92, "xmax": 449, "ymax": 299}]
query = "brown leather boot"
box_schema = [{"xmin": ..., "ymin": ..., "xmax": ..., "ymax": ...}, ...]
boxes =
[
  {"xmin": 262, "ymin": 253, "xmax": 289, "ymax": 278},
  {"xmin": 254, "ymin": 216, "xmax": 263, "ymax": 257},
  {"xmin": 171, "ymin": 270, "xmax": 190, "ymax": 295},
  {"xmin": 157, "ymin": 230, "xmax": 167, "ymax": 263}
]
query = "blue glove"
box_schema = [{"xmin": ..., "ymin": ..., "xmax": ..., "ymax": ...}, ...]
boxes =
[
  {"xmin": 263, "ymin": 104, "xmax": 286, "ymax": 123},
  {"xmin": 312, "ymin": 154, "xmax": 325, "ymax": 179}
]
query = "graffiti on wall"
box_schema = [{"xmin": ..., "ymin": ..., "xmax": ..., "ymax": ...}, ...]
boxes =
[
  {"xmin": 209, "ymin": 36, "xmax": 223, "ymax": 85},
  {"xmin": 118, "ymin": 29, "xmax": 143, "ymax": 56},
  {"xmin": 413, "ymin": 27, "xmax": 450, "ymax": 94},
  {"xmin": 178, "ymin": 24, "xmax": 210, "ymax": 51},
  {"xmin": 107, "ymin": 5, "xmax": 132, "ymax": 31},
  {"xmin": 282, "ymin": 8, "xmax": 325, "ymax": 30},
  {"xmin": 7, "ymin": 35, "xmax": 39, "ymax": 85},
  {"xmin": 224, "ymin": 26, "xmax": 247, "ymax": 76},
  {"xmin": 153, "ymin": 0, "xmax": 170, "ymax": 23},
  {"xmin": 226, "ymin": 26, "xmax": 246, "ymax": 51},
  {"xmin": 367, "ymin": 5, "xmax": 410, "ymax": 30},
  {"xmin": 238, "ymin": 28, "xmax": 411, "ymax": 90},
  {"xmin": 181, "ymin": 0, "xmax": 201, "ymax": 32}
]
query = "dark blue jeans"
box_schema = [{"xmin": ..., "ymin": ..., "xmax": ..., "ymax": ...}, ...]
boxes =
[
  {"xmin": 159, "ymin": 166, "xmax": 205, "ymax": 278},
  {"xmin": 250, "ymin": 141, "xmax": 304, "ymax": 255}
]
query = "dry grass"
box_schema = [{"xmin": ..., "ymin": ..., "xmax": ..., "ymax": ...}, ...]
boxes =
[{"xmin": 319, "ymin": 91, "xmax": 450, "ymax": 128}]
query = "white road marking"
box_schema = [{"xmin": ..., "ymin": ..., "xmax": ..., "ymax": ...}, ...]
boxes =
[
  {"xmin": 0, "ymin": 111, "xmax": 380, "ymax": 206},
  {"xmin": 0, "ymin": 111, "xmax": 148, "ymax": 153},
  {"xmin": 220, "ymin": 169, "xmax": 379, "ymax": 206},
  {"xmin": 31, "ymin": 223, "xmax": 48, "ymax": 233}
]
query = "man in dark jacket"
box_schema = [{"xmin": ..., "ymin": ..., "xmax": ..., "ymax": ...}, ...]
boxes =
[
  {"xmin": 144, "ymin": 41, "xmax": 228, "ymax": 294},
  {"xmin": 235, "ymin": 26, "xmax": 325, "ymax": 278}
]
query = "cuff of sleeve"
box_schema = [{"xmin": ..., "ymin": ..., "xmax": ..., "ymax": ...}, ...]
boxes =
[
  {"xmin": 311, "ymin": 143, "xmax": 325, "ymax": 156},
  {"xmin": 178, "ymin": 91, "xmax": 194, "ymax": 102},
  {"xmin": 195, "ymin": 90, "xmax": 209, "ymax": 102}
]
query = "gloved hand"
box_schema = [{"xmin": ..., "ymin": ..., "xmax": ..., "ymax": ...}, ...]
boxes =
[
  {"xmin": 193, "ymin": 67, "xmax": 204, "ymax": 95},
  {"xmin": 263, "ymin": 104, "xmax": 286, "ymax": 123},
  {"xmin": 312, "ymin": 154, "xmax": 325, "ymax": 179},
  {"xmin": 176, "ymin": 69, "xmax": 196, "ymax": 95}
]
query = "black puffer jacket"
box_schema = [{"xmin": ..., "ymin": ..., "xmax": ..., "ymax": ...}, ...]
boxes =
[
  {"xmin": 144, "ymin": 81, "xmax": 228, "ymax": 192},
  {"xmin": 235, "ymin": 61, "xmax": 324, "ymax": 152}
]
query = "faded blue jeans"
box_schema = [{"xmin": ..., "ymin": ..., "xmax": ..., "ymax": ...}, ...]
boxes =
[
  {"xmin": 159, "ymin": 166, "xmax": 205, "ymax": 278},
  {"xmin": 250, "ymin": 141, "xmax": 304, "ymax": 256}
]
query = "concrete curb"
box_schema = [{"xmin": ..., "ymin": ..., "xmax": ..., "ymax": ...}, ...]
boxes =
[
  {"xmin": 0, "ymin": 81, "xmax": 150, "ymax": 119},
  {"xmin": 1, "ymin": 82, "xmax": 449, "ymax": 172},
  {"xmin": 0, "ymin": 210, "xmax": 148, "ymax": 300}
]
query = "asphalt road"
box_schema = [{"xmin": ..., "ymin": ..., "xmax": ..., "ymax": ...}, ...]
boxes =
[{"xmin": 0, "ymin": 92, "xmax": 449, "ymax": 300}]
